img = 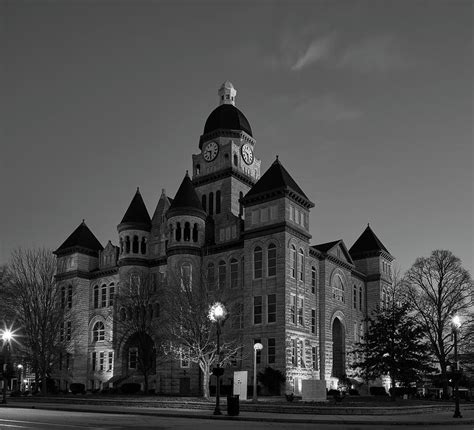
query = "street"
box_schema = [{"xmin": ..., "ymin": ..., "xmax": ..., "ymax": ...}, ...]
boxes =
[{"xmin": 0, "ymin": 408, "xmax": 473, "ymax": 430}]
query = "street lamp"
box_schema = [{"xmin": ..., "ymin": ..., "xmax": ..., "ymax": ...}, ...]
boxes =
[
  {"xmin": 17, "ymin": 364, "xmax": 23, "ymax": 392},
  {"xmin": 253, "ymin": 342, "xmax": 263, "ymax": 402},
  {"xmin": 452, "ymin": 315, "xmax": 462, "ymax": 418},
  {"xmin": 209, "ymin": 302, "xmax": 227, "ymax": 416},
  {"xmin": 1, "ymin": 329, "xmax": 13, "ymax": 404}
]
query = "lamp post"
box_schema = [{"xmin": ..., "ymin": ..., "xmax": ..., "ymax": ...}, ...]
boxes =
[
  {"xmin": 253, "ymin": 342, "xmax": 263, "ymax": 402},
  {"xmin": 452, "ymin": 315, "xmax": 462, "ymax": 418},
  {"xmin": 209, "ymin": 302, "xmax": 227, "ymax": 416},
  {"xmin": 17, "ymin": 364, "xmax": 23, "ymax": 392},
  {"xmin": 1, "ymin": 329, "xmax": 13, "ymax": 404}
]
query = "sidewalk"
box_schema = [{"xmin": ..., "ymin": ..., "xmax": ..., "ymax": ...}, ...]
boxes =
[{"xmin": 3, "ymin": 399, "xmax": 474, "ymax": 426}]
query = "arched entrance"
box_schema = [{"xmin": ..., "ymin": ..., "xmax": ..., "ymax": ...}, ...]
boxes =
[{"xmin": 332, "ymin": 318, "xmax": 345, "ymax": 378}]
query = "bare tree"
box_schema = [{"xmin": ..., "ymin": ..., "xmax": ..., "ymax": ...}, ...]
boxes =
[
  {"xmin": 2, "ymin": 248, "xmax": 71, "ymax": 394},
  {"xmin": 404, "ymin": 250, "xmax": 473, "ymax": 396},
  {"xmin": 161, "ymin": 265, "xmax": 242, "ymax": 399},
  {"xmin": 114, "ymin": 271, "xmax": 163, "ymax": 394}
]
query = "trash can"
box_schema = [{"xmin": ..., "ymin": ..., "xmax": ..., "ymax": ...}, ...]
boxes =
[{"xmin": 227, "ymin": 394, "xmax": 239, "ymax": 416}]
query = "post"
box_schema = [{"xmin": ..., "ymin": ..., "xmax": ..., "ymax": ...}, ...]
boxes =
[
  {"xmin": 453, "ymin": 327, "xmax": 462, "ymax": 418},
  {"xmin": 1, "ymin": 343, "xmax": 10, "ymax": 404},
  {"xmin": 252, "ymin": 342, "xmax": 263, "ymax": 402},
  {"xmin": 214, "ymin": 322, "xmax": 221, "ymax": 415}
]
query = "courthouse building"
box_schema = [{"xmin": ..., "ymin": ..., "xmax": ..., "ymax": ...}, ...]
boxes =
[{"xmin": 54, "ymin": 82, "xmax": 394, "ymax": 395}]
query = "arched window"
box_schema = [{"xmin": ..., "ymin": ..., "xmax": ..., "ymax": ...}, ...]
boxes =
[
  {"xmin": 267, "ymin": 243, "xmax": 277, "ymax": 277},
  {"xmin": 311, "ymin": 266, "xmax": 317, "ymax": 294},
  {"xmin": 181, "ymin": 263, "xmax": 192, "ymax": 290},
  {"xmin": 119, "ymin": 238, "xmax": 123, "ymax": 254},
  {"xmin": 233, "ymin": 153, "xmax": 238, "ymax": 166},
  {"xmin": 93, "ymin": 285, "xmax": 99, "ymax": 308},
  {"xmin": 359, "ymin": 287, "xmax": 363, "ymax": 311},
  {"xmin": 132, "ymin": 235, "xmax": 139, "ymax": 253},
  {"xmin": 239, "ymin": 191, "xmax": 243, "ymax": 217},
  {"xmin": 176, "ymin": 222, "xmax": 182, "ymax": 241},
  {"xmin": 61, "ymin": 285, "xmax": 66, "ymax": 308},
  {"xmin": 184, "ymin": 222, "xmax": 191, "ymax": 241},
  {"xmin": 298, "ymin": 249, "xmax": 304, "ymax": 281},
  {"xmin": 141, "ymin": 237, "xmax": 147, "ymax": 254},
  {"xmin": 92, "ymin": 321, "xmax": 105, "ymax": 342},
  {"xmin": 353, "ymin": 285, "xmax": 357, "ymax": 309},
  {"xmin": 290, "ymin": 245, "xmax": 296, "ymax": 278},
  {"xmin": 192, "ymin": 223, "xmax": 198, "ymax": 242},
  {"xmin": 230, "ymin": 258, "xmax": 239, "ymax": 288},
  {"xmin": 207, "ymin": 262, "xmax": 215, "ymax": 289},
  {"xmin": 101, "ymin": 284, "xmax": 107, "ymax": 307},
  {"xmin": 216, "ymin": 190, "xmax": 221, "ymax": 214},
  {"xmin": 218, "ymin": 260, "xmax": 226, "ymax": 289},
  {"xmin": 332, "ymin": 274, "xmax": 345, "ymax": 303},
  {"xmin": 202, "ymin": 194, "xmax": 207, "ymax": 212},
  {"xmin": 254, "ymin": 246, "xmax": 263, "ymax": 279},
  {"xmin": 125, "ymin": 236, "xmax": 130, "ymax": 253},
  {"xmin": 209, "ymin": 192, "xmax": 214, "ymax": 215},
  {"xmin": 196, "ymin": 164, "xmax": 200, "ymax": 175}
]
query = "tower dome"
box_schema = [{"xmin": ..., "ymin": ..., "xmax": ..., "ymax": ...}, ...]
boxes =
[{"xmin": 200, "ymin": 82, "xmax": 253, "ymax": 148}]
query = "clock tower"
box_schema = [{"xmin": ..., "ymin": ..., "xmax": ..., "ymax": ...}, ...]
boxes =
[{"xmin": 192, "ymin": 82, "xmax": 261, "ymax": 243}]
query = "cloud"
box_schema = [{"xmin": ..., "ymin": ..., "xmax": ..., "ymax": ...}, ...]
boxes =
[
  {"xmin": 337, "ymin": 36, "xmax": 410, "ymax": 72},
  {"xmin": 293, "ymin": 94, "xmax": 362, "ymax": 122},
  {"xmin": 291, "ymin": 35, "xmax": 335, "ymax": 71}
]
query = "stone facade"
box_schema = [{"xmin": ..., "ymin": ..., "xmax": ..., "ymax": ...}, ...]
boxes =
[{"xmin": 53, "ymin": 82, "xmax": 394, "ymax": 395}]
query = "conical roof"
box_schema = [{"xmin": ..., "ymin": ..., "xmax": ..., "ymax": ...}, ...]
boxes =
[
  {"xmin": 349, "ymin": 224, "xmax": 390, "ymax": 258},
  {"xmin": 242, "ymin": 157, "xmax": 313, "ymax": 208},
  {"xmin": 55, "ymin": 220, "xmax": 103, "ymax": 255},
  {"xmin": 168, "ymin": 172, "xmax": 206, "ymax": 218},
  {"xmin": 119, "ymin": 188, "xmax": 151, "ymax": 231}
]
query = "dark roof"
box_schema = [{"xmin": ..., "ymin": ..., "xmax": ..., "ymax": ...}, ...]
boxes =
[
  {"xmin": 203, "ymin": 104, "xmax": 252, "ymax": 137},
  {"xmin": 349, "ymin": 225, "xmax": 390, "ymax": 257},
  {"xmin": 120, "ymin": 188, "xmax": 151, "ymax": 227},
  {"xmin": 168, "ymin": 173, "xmax": 206, "ymax": 216},
  {"xmin": 312, "ymin": 240, "xmax": 341, "ymax": 253},
  {"xmin": 55, "ymin": 221, "xmax": 103, "ymax": 254},
  {"xmin": 244, "ymin": 157, "xmax": 310, "ymax": 201}
]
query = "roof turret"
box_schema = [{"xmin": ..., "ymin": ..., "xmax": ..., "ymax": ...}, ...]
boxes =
[
  {"xmin": 54, "ymin": 220, "xmax": 103, "ymax": 256},
  {"xmin": 118, "ymin": 188, "xmax": 151, "ymax": 232},
  {"xmin": 167, "ymin": 172, "xmax": 206, "ymax": 219},
  {"xmin": 349, "ymin": 224, "xmax": 391, "ymax": 259},
  {"xmin": 242, "ymin": 157, "xmax": 314, "ymax": 208}
]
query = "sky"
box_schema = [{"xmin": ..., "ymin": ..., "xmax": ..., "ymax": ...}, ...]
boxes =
[{"xmin": 1, "ymin": 0, "xmax": 472, "ymax": 273}]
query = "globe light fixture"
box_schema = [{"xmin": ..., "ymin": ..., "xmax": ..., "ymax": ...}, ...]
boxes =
[
  {"xmin": 253, "ymin": 342, "xmax": 263, "ymax": 402},
  {"xmin": 451, "ymin": 315, "xmax": 462, "ymax": 419},
  {"xmin": 209, "ymin": 302, "xmax": 227, "ymax": 415}
]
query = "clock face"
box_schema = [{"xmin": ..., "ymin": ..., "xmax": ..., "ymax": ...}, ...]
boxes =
[
  {"xmin": 241, "ymin": 143, "xmax": 254, "ymax": 165},
  {"xmin": 203, "ymin": 141, "xmax": 219, "ymax": 162}
]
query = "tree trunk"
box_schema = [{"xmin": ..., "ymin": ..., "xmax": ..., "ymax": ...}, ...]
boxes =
[
  {"xmin": 390, "ymin": 375, "xmax": 396, "ymax": 401},
  {"xmin": 143, "ymin": 371, "xmax": 149, "ymax": 394},
  {"xmin": 201, "ymin": 366, "xmax": 210, "ymax": 399},
  {"xmin": 41, "ymin": 369, "xmax": 47, "ymax": 395}
]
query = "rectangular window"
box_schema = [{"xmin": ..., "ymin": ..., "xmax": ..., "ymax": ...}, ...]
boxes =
[
  {"xmin": 353, "ymin": 286, "xmax": 357, "ymax": 309},
  {"xmin": 267, "ymin": 294, "xmax": 276, "ymax": 324},
  {"xmin": 312, "ymin": 346, "xmax": 318, "ymax": 370},
  {"xmin": 261, "ymin": 207, "xmax": 268, "ymax": 222},
  {"xmin": 129, "ymin": 348, "xmax": 138, "ymax": 369},
  {"xmin": 290, "ymin": 295, "xmax": 296, "ymax": 324},
  {"xmin": 67, "ymin": 286, "xmax": 72, "ymax": 309},
  {"xmin": 108, "ymin": 352, "xmax": 113, "ymax": 371},
  {"xmin": 311, "ymin": 267, "xmax": 316, "ymax": 294},
  {"xmin": 180, "ymin": 348, "xmax": 190, "ymax": 368},
  {"xmin": 298, "ymin": 298, "xmax": 304, "ymax": 325},
  {"xmin": 253, "ymin": 296, "xmax": 262, "ymax": 325},
  {"xmin": 254, "ymin": 248, "xmax": 263, "ymax": 279},
  {"xmin": 232, "ymin": 303, "xmax": 243, "ymax": 329},
  {"xmin": 231, "ymin": 224, "xmax": 237, "ymax": 238},
  {"xmin": 230, "ymin": 260, "xmax": 239, "ymax": 288},
  {"xmin": 99, "ymin": 352, "xmax": 105, "ymax": 371},
  {"xmin": 91, "ymin": 352, "xmax": 97, "ymax": 371},
  {"xmin": 220, "ymin": 228, "xmax": 225, "ymax": 242},
  {"xmin": 359, "ymin": 288, "xmax": 363, "ymax": 311},
  {"xmin": 225, "ymin": 226, "xmax": 231, "ymax": 241},
  {"xmin": 311, "ymin": 309, "xmax": 316, "ymax": 334},
  {"xmin": 267, "ymin": 245, "xmax": 277, "ymax": 277},
  {"xmin": 268, "ymin": 338, "xmax": 276, "ymax": 364},
  {"xmin": 291, "ymin": 338, "xmax": 297, "ymax": 365},
  {"xmin": 254, "ymin": 339, "xmax": 262, "ymax": 364},
  {"xmin": 66, "ymin": 321, "xmax": 72, "ymax": 341}
]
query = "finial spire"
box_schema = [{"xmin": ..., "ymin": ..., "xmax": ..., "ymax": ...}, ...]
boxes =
[
  {"xmin": 218, "ymin": 81, "xmax": 237, "ymax": 106},
  {"xmin": 185, "ymin": 170, "xmax": 189, "ymax": 177}
]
